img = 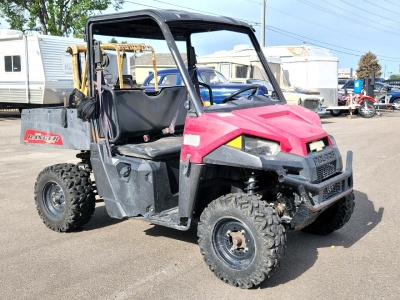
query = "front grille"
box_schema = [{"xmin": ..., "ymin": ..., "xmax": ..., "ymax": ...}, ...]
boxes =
[
  {"xmin": 316, "ymin": 160, "xmax": 336, "ymax": 182},
  {"xmin": 303, "ymin": 99, "xmax": 319, "ymax": 111},
  {"xmin": 323, "ymin": 182, "xmax": 342, "ymax": 200}
]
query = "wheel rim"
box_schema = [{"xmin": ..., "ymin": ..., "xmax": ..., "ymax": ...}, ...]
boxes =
[
  {"xmin": 42, "ymin": 181, "xmax": 65, "ymax": 219},
  {"xmin": 359, "ymin": 102, "xmax": 375, "ymax": 117},
  {"xmin": 394, "ymin": 100, "xmax": 400, "ymax": 110},
  {"xmin": 212, "ymin": 218, "xmax": 255, "ymax": 270}
]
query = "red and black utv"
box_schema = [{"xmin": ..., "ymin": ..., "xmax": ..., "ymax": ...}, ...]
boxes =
[{"xmin": 21, "ymin": 9, "xmax": 354, "ymax": 288}]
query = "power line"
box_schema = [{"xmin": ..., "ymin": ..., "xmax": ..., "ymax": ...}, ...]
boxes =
[
  {"xmin": 267, "ymin": 25, "xmax": 400, "ymax": 62},
  {"xmin": 267, "ymin": 26, "xmax": 361, "ymax": 57},
  {"xmin": 383, "ymin": 0, "xmax": 400, "ymax": 9},
  {"xmin": 266, "ymin": 2, "xmax": 393, "ymax": 48},
  {"xmin": 340, "ymin": 0, "xmax": 399, "ymax": 22},
  {"xmin": 363, "ymin": 0, "xmax": 400, "ymax": 16},
  {"xmin": 323, "ymin": 0, "xmax": 400, "ymax": 26},
  {"xmin": 297, "ymin": 0, "xmax": 399, "ymax": 35},
  {"xmin": 124, "ymin": 0, "xmax": 400, "ymax": 62}
]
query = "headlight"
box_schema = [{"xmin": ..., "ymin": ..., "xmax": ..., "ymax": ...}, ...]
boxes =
[
  {"xmin": 244, "ymin": 136, "xmax": 280, "ymax": 156},
  {"xmin": 226, "ymin": 136, "xmax": 280, "ymax": 156}
]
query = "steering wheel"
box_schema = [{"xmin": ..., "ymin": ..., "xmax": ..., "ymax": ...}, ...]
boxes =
[{"xmin": 222, "ymin": 85, "xmax": 260, "ymax": 103}]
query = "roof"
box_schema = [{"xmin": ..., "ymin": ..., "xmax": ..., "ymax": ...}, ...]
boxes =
[
  {"xmin": 88, "ymin": 9, "xmax": 252, "ymax": 29},
  {"xmin": 263, "ymin": 45, "xmax": 335, "ymax": 58},
  {"xmin": 151, "ymin": 67, "xmax": 214, "ymax": 74},
  {"xmin": 87, "ymin": 9, "xmax": 254, "ymax": 40},
  {"xmin": 136, "ymin": 53, "xmax": 187, "ymax": 66}
]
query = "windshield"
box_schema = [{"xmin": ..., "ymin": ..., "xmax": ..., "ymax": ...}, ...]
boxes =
[{"xmin": 198, "ymin": 70, "xmax": 229, "ymax": 84}]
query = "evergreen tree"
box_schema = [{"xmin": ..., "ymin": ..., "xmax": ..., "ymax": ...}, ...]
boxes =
[
  {"xmin": 356, "ymin": 51, "xmax": 381, "ymax": 79},
  {"xmin": 0, "ymin": 1, "xmax": 124, "ymax": 37}
]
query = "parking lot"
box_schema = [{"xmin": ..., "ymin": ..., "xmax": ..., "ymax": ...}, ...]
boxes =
[{"xmin": 1, "ymin": 109, "xmax": 399, "ymax": 300}]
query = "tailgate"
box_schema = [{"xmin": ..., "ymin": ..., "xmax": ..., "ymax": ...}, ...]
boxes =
[{"xmin": 20, "ymin": 107, "xmax": 92, "ymax": 150}]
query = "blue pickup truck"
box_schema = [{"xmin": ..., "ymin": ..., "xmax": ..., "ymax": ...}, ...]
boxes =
[{"xmin": 141, "ymin": 67, "xmax": 267, "ymax": 104}]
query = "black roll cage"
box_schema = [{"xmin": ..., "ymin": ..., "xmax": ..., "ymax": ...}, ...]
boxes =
[{"xmin": 85, "ymin": 9, "xmax": 285, "ymax": 117}]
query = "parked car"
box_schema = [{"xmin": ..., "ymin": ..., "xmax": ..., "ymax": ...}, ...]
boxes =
[
  {"xmin": 142, "ymin": 68, "xmax": 267, "ymax": 104},
  {"xmin": 376, "ymin": 89, "xmax": 400, "ymax": 109},
  {"xmin": 338, "ymin": 78, "xmax": 352, "ymax": 89},
  {"xmin": 340, "ymin": 80, "xmax": 391, "ymax": 93},
  {"xmin": 339, "ymin": 80, "xmax": 399, "ymax": 97}
]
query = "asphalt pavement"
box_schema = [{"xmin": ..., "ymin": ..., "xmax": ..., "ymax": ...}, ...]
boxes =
[{"xmin": 0, "ymin": 109, "xmax": 399, "ymax": 300}]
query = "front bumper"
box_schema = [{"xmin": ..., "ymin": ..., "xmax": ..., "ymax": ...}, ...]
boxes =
[
  {"xmin": 278, "ymin": 151, "xmax": 353, "ymax": 212},
  {"xmin": 203, "ymin": 145, "xmax": 353, "ymax": 230}
]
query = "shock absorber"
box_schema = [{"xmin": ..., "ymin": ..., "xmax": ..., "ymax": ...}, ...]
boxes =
[{"xmin": 245, "ymin": 171, "xmax": 259, "ymax": 195}]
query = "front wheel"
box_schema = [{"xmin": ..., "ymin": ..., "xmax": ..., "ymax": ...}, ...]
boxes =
[
  {"xmin": 358, "ymin": 100, "xmax": 376, "ymax": 118},
  {"xmin": 198, "ymin": 193, "xmax": 286, "ymax": 288},
  {"xmin": 302, "ymin": 192, "xmax": 355, "ymax": 235},
  {"xmin": 34, "ymin": 163, "xmax": 96, "ymax": 232}
]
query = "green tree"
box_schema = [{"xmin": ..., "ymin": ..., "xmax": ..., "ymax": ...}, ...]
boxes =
[
  {"xmin": 0, "ymin": 0, "xmax": 124, "ymax": 37},
  {"xmin": 390, "ymin": 74, "xmax": 400, "ymax": 79},
  {"xmin": 108, "ymin": 37, "xmax": 127, "ymax": 44},
  {"xmin": 356, "ymin": 51, "xmax": 382, "ymax": 79}
]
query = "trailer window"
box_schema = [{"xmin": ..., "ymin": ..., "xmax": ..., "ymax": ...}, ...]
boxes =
[{"xmin": 4, "ymin": 56, "xmax": 21, "ymax": 72}]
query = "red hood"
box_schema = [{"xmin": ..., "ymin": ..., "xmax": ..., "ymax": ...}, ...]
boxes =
[{"xmin": 182, "ymin": 104, "xmax": 328, "ymax": 163}]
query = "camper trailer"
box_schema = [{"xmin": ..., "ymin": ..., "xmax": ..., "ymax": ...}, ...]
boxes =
[{"xmin": 0, "ymin": 30, "xmax": 82, "ymax": 110}]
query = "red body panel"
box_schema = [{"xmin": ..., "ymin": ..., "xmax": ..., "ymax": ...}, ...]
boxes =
[{"xmin": 181, "ymin": 105, "xmax": 327, "ymax": 163}]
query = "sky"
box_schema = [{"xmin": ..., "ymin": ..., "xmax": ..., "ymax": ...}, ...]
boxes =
[{"xmin": 1, "ymin": 0, "xmax": 399, "ymax": 77}]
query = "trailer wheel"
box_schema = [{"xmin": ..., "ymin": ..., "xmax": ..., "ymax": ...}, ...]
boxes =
[
  {"xmin": 330, "ymin": 109, "xmax": 343, "ymax": 117},
  {"xmin": 34, "ymin": 163, "xmax": 96, "ymax": 232},
  {"xmin": 358, "ymin": 100, "xmax": 376, "ymax": 118},
  {"xmin": 302, "ymin": 192, "xmax": 355, "ymax": 235},
  {"xmin": 198, "ymin": 193, "xmax": 286, "ymax": 288}
]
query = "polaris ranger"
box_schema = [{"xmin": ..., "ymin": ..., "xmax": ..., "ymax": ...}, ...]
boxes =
[{"xmin": 21, "ymin": 9, "xmax": 354, "ymax": 288}]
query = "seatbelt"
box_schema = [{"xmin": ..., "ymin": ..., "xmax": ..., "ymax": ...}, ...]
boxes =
[
  {"xmin": 94, "ymin": 41, "xmax": 113, "ymax": 156},
  {"xmin": 162, "ymin": 89, "xmax": 187, "ymax": 135},
  {"xmin": 163, "ymin": 47, "xmax": 199, "ymax": 135},
  {"xmin": 162, "ymin": 68, "xmax": 197, "ymax": 135}
]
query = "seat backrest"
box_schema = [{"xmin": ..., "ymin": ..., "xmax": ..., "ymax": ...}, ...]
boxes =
[
  {"xmin": 115, "ymin": 75, "xmax": 138, "ymax": 89},
  {"xmin": 110, "ymin": 86, "xmax": 188, "ymax": 140}
]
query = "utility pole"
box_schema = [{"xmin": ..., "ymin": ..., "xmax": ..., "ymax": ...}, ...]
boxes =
[{"xmin": 261, "ymin": 0, "xmax": 265, "ymax": 47}]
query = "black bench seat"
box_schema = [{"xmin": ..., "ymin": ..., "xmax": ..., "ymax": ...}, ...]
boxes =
[{"xmin": 117, "ymin": 136, "xmax": 182, "ymax": 159}]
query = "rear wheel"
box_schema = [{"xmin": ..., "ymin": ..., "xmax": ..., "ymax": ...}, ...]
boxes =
[
  {"xmin": 34, "ymin": 163, "xmax": 96, "ymax": 232},
  {"xmin": 330, "ymin": 109, "xmax": 343, "ymax": 117},
  {"xmin": 198, "ymin": 193, "xmax": 286, "ymax": 288},
  {"xmin": 358, "ymin": 100, "xmax": 376, "ymax": 118},
  {"xmin": 302, "ymin": 192, "xmax": 355, "ymax": 235}
]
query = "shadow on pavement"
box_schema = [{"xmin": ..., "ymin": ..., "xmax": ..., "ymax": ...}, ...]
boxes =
[
  {"xmin": 144, "ymin": 222, "xmax": 199, "ymax": 244},
  {"xmin": 141, "ymin": 189, "xmax": 383, "ymax": 288},
  {"xmin": 82, "ymin": 205, "xmax": 125, "ymax": 231},
  {"xmin": 0, "ymin": 110, "xmax": 21, "ymax": 120},
  {"xmin": 261, "ymin": 189, "xmax": 383, "ymax": 288},
  {"xmin": 81, "ymin": 189, "xmax": 383, "ymax": 287}
]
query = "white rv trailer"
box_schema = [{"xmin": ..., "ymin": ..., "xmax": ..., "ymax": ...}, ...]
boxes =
[{"xmin": 0, "ymin": 30, "xmax": 83, "ymax": 110}]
